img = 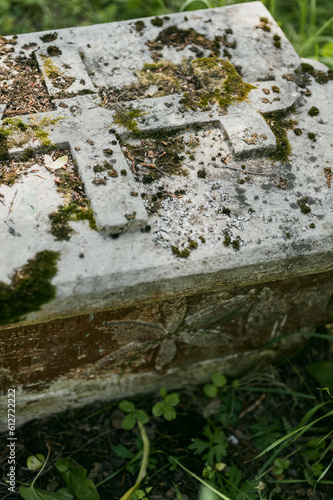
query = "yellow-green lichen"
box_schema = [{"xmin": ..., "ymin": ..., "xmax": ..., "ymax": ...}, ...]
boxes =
[
  {"xmin": 136, "ymin": 60, "xmax": 185, "ymax": 96},
  {"xmin": 0, "ymin": 116, "xmax": 62, "ymax": 162},
  {"xmin": 43, "ymin": 57, "xmax": 61, "ymax": 78},
  {"xmin": 113, "ymin": 106, "xmax": 146, "ymax": 135},
  {"xmin": 42, "ymin": 57, "xmax": 75, "ymax": 90},
  {"xmin": 180, "ymin": 57, "xmax": 256, "ymax": 111},
  {"xmin": 0, "ymin": 250, "xmax": 59, "ymax": 325},
  {"xmin": 102, "ymin": 56, "xmax": 254, "ymax": 111}
]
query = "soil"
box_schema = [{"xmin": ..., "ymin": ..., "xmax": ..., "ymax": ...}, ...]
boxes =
[
  {"xmin": 1, "ymin": 332, "xmax": 333, "ymax": 500},
  {"xmin": 0, "ymin": 36, "xmax": 54, "ymax": 117}
]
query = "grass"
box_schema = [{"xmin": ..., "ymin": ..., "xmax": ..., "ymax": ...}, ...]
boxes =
[
  {"xmin": 0, "ymin": 0, "xmax": 332, "ymax": 68},
  {"xmin": 2, "ymin": 334, "xmax": 333, "ymax": 499}
]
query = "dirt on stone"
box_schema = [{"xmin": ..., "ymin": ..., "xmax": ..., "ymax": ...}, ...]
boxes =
[{"xmin": 0, "ymin": 36, "xmax": 54, "ymax": 117}]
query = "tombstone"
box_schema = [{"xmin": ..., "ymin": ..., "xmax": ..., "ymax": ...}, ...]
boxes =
[{"xmin": 0, "ymin": 1, "xmax": 332, "ymax": 429}]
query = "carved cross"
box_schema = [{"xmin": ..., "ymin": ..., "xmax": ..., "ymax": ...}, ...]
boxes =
[{"xmin": 0, "ymin": 45, "xmax": 300, "ymax": 235}]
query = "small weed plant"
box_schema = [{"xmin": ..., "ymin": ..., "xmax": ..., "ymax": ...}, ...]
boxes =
[
  {"xmin": 5, "ymin": 337, "xmax": 333, "ymax": 499},
  {"xmin": 19, "ymin": 444, "xmax": 99, "ymax": 500}
]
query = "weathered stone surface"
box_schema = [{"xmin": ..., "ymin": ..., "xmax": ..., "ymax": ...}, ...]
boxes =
[{"xmin": 0, "ymin": 2, "xmax": 332, "ymax": 428}]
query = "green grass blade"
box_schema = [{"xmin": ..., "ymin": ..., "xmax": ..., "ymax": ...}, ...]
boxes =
[
  {"xmin": 254, "ymin": 408, "xmax": 333, "ymax": 460},
  {"xmin": 298, "ymin": 401, "xmax": 332, "ymax": 427},
  {"xmin": 301, "ymin": 16, "xmax": 333, "ymax": 53},
  {"xmin": 169, "ymin": 457, "xmax": 232, "ymax": 500},
  {"xmin": 179, "ymin": 0, "xmax": 213, "ymax": 11}
]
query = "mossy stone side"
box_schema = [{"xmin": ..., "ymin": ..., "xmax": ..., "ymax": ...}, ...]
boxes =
[{"xmin": 0, "ymin": 251, "xmax": 59, "ymax": 325}]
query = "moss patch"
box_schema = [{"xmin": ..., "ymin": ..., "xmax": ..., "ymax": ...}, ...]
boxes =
[
  {"xmin": 180, "ymin": 57, "xmax": 256, "ymax": 111},
  {"xmin": 0, "ymin": 116, "xmax": 62, "ymax": 161},
  {"xmin": 171, "ymin": 246, "xmax": 190, "ymax": 258},
  {"xmin": 262, "ymin": 106, "xmax": 296, "ymax": 162},
  {"xmin": 308, "ymin": 106, "xmax": 319, "ymax": 116},
  {"xmin": 42, "ymin": 57, "xmax": 75, "ymax": 90},
  {"xmin": 0, "ymin": 250, "xmax": 59, "ymax": 325},
  {"xmin": 40, "ymin": 32, "xmax": 58, "ymax": 42},
  {"xmin": 297, "ymin": 197, "xmax": 311, "ymax": 214},
  {"xmin": 48, "ymin": 149, "xmax": 97, "ymax": 241},
  {"xmin": 104, "ymin": 57, "xmax": 255, "ymax": 116},
  {"xmin": 113, "ymin": 106, "xmax": 146, "ymax": 135},
  {"xmin": 100, "ymin": 26, "xmax": 242, "ymax": 106},
  {"xmin": 223, "ymin": 230, "xmax": 241, "ymax": 250},
  {"xmin": 299, "ymin": 62, "xmax": 333, "ymax": 85}
]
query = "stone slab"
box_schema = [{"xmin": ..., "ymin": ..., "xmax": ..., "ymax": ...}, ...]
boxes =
[{"xmin": 0, "ymin": 2, "xmax": 332, "ymax": 428}]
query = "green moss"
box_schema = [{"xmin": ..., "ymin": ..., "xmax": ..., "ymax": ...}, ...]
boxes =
[
  {"xmin": 232, "ymin": 238, "xmax": 240, "ymax": 250},
  {"xmin": 262, "ymin": 106, "xmax": 296, "ymax": 162},
  {"xmin": 40, "ymin": 32, "xmax": 58, "ymax": 42},
  {"xmin": 43, "ymin": 57, "xmax": 60, "ymax": 78},
  {"xmin": 47, "ymin": 45, "xmax": 62, "ymax": 57},
  {"xmin": 300, "ymin": 62, "xmax": 333, "ymax": 85},
  {"xmin": 113, "ymin": 105, "xmax": 146, "ymax": 135},
  {"xmin": 134, "ymin": 20, "xmax": 145, "ymax": 32},
  {"xmin": 0, "ymin": 115, "xmax": 61, "ymax": 159},
  {"xmin": 199, "ymin": 235, "xmax": 206, "ymax": 243},
  {"xmin": 180, "ymin": 57, "xmax": 256, "ymax": 111},
  {"xmin": 259, "ymin": 17, "xmax": 271, "ymax": 32},
  {"xmin": 223, "ymin": 234, "xmax": 231, "ymax": 247},
  {"xmin": 104, "ymin": 56, "xmax": 255, "ymax": 113},
  {"xmin": 20, "ymin": 148, "xmax": 34, "ymax": 161},
  {"xmin": 0, "ymin": 250, "xmax": 59, "ymax": 325},
  {"xmin": 42, "ymin": 57, "xmax": 75, "ymax": 90},
  {"xmin": 49, "ymin": 156, "xmax": 97, "ymax": 240},
  {"xmin": 188, "ymin": 239, "xmax": 198, "ymax": 250},
  {"xmin": 108, "ymin": 168, "xmax": 118, "ymax": 177},
  {"xmin": 294, "ymin": 128, "xmax": 302, "ymax": 136},
  {"xmin": 197, "ymin": 168, "xmax": 206, "ymax": 178},
  {"xmin": 308, "ymin": 106, "xmax": 319, "ymax": 116},
  {"xmin": 103, "ymin": 148, "xmax": 113, "ymax": 156},
  {"xmin": 308, "ymin": 132, "xmax": 316, "ymax": 141},
  {"xmin": 223, "ymin": 231, "xmax": 240, "ymax": 250},
  {"xmin": 171, "ymin": 246, "xmax": 190, "ymax": 258},
  {"xmin": 151, "ymin": 17, "xmax": 163, "ymax": 27},
  {"xmin": 262, "ymin": 25, "xmax": 271, "ymax": 32},
  {"xmin": 297, "ymin": 197, "xmax": 311, "ymax": 214},
  {"xmin": 93, "ymin": 164, "xmax": 105, "ymax": 173}
]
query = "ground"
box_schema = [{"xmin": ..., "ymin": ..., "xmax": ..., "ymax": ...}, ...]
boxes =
[{"xmin": 1, "ymin": 331, "xmax": 333, "ymax": 500}]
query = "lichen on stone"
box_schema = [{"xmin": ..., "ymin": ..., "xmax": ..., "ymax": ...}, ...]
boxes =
[{"xmin": 0, "ymin": 115, "xmax": 62, "ymax": 161}]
